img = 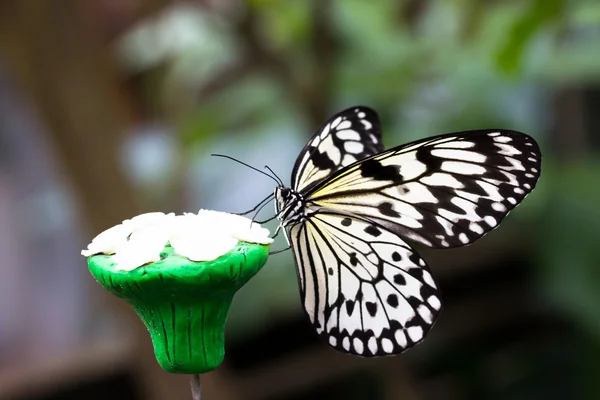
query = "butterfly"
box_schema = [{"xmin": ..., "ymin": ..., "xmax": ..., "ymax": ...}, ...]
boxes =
[{"xmin": 272, "ymin": 106, "xmax": 541, "ymax": 357}]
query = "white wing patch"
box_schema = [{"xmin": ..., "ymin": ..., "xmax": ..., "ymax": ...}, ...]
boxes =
[{"xmin": 289, "ymin": 212, "xmax": 442, "ymax": 356}]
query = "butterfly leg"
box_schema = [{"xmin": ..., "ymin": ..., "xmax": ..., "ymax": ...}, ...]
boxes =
[
  {"xmin": 266, "ymin": 223, "xmax": 292, "ymax": 255},
  {"xmin": 271, "ymin": 223, "xmax": 283, "ymax": 239},
  {"xmin": 269, "ymin": 245, "xmax": 291, "ymax": 255}
]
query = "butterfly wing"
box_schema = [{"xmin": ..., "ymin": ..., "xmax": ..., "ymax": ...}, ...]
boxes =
[
  {"xmin": 291, "ymin": 106, "xmax": 383, "ymax": 193},
  {"xmin": 289, "ymin": 210, "xmax": 441, "ymax": 356},
  {"xmin": 306, "ymin": 130, "xmax": 541, "ymax": 248}
]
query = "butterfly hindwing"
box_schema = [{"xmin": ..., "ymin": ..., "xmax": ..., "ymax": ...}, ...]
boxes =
[
  {"xmin": 291, "ymin": 106, "xmax": 383, "ymax": 193},
  {"xmin": 306, "ymin": 130, "xmax": 541, "ymax": 248},
  {"xmin": 289, "ymin": 211, "xmax": 442, "ymax": 356}
]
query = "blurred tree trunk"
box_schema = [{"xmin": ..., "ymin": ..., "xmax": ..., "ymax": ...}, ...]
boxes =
[
  {"xmin": 0, "ymin": 1, "xmax": 209, "ymax": 399},
  {"xmin": 552, "ymin": 87, "xmax": 589, "ymax": 160}
]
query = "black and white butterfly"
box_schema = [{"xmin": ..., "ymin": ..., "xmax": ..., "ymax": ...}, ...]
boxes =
[{"xmin": 273, "ymin": 106, "xmax": 541, "ymax": 357}]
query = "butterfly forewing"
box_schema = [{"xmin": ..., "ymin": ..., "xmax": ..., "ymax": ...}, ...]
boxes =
[
  {"xmin": 291, "ymin": 106, "xmax": 383, "ymax": 193},
  {"xmin": 306, "ymin": 130, "xmax": 541, "ymax": 248},
  {"xmin": 289, "ymin": 211, "xmax": 442, "ymax": 356}
]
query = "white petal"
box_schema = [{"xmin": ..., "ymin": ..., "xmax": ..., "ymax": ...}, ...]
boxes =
[
  {"xmin": 81, "ymin": 224, "xmax": 132, "ymax": 256},
  {"xmin": 196, "ymin": 209, "xmax": 272, "ymax": 245},
  {"xmin": 171, "ymin": 235, "xmax": 238, "ymax": 262},
  {"xmin": 233, "ymin": 225, "xmax": 273, "ymax": 245},
  {"xmin": 111, "ymin": 225, "xmax": 170, "ymax": 270},
  {"xmin": 123, "ymin": 212, "xmax": 173, "ymax": 230}
]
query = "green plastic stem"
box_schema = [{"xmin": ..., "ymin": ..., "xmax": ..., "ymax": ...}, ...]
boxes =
[{"xmin": 87, "ymin": 242, "xmax": 269, "ymax": 374}]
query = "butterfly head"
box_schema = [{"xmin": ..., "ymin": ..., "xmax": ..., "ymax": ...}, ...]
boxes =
[{"xmin": 274, "ymin": 186, "xmax": 304, "ymax": 226}]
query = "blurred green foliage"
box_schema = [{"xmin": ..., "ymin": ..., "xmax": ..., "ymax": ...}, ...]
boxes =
[
  {"xmin": 121, "ymin": 0, "xmax": 596, "ymax": 151},
  {"xmin": 495, "ymin": 0, "xmax": 564, "ymax": 74},
  {"xmin": 535, "ymin": 161, "xmax": 600, "ymax": 336}
]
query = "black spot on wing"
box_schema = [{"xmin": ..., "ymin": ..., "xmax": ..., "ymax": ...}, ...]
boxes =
[
  {"xmin": 393, "ymin": 274, "xmax": 406, "ymax": 285},
  {"xmin": 360, "ymin": 159, "xmax": 403, "ymax": 181},
  {"xmin": 345, "ymin": 300, "xmax": 356, "ymax": 316},
  {"xmin": 386, "ymin": 294, "xmax": 399, "ymax": 308},
  {"xmin": 378, "ymin": 202, "xmax": 401, "ymax": 217},
  {"xmin": 365, "ymin": 301, "xmax": 378, "ymax": 317},
  {"xmin": 364, "ymin": 225, "xmax": 382, "ymax": 237},
  {"xmin": 311, "ymin": 148, "xmax": 337, "ymax": 170}
]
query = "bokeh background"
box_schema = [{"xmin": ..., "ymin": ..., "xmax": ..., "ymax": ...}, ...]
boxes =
[{"xmin": 1, "ymin": 1, "xmax": 599, "ymax": 399}]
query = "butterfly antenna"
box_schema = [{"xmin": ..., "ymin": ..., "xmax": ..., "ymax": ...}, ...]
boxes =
[
  {"xmin": 264, "ymin": 165, "xmax": 284, "ymax": 186},
  {"xmin": 211, "ymin": 154, "xmax": 281, "ymax": 186},
  {"xmin": 236, "ymin": 193, "xmax": 274, "ymax": 216}
]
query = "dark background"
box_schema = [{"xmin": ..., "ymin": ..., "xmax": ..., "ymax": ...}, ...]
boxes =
[{"xmin": 1, "ymin": 1, "xmax": 599, "ymax": 399}]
